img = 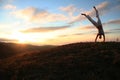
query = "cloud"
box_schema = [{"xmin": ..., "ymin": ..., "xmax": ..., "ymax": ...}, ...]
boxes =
[
  {"xmin": 59, "ymin": 5, "xmax": 77, "ymax": 16},
  {"xmin": 73, "ymin": 33, "xmax": 83, "ymax": 35},
  {"xmin": 105, "ymin": 31, "xmax": 113, "ymax": 34},
  {"xmin": 104, "ymin": 29, "xmax": 120, "ymax": 34},
  {"xmin": 11, "ymin": 7, "xmax": 68, "ymax": 23},
  {"xmin": 111, "ymin": 28, "xmax": 120, "ymax": 33},
  {"xmin": 58, "ymin": 32, "xmax": 83, "ymax": 38},
  {"xmin": 107, "ymin": 19, "xmax": 120, "ymax": 24},
  {"xmin": 58, "ymin": 35, "xmax": 70, "ymax": 37},
  {"xmin": 79, "ymin": 25, "xmax": 96, "ymax": 30},
  {"xmin": 0, "ymin": 38, "xmax": 18, "ymax": 42},
  {"xmin": 11, "ymin": 7, "xmax": 39, "ymax": 21},
  {"xmin": 21, "ymin": 25, "xmax": 70, "ymax": 33},
  {"xmin": 4, "ymin": 4, "xmax": 16, "ymax": 10},
  {"xmin": 105, "ymin": 19, "xmax": 120, "ymax": 25}
]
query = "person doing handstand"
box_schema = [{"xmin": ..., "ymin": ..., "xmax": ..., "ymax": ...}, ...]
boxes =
[{"xmin": 81, "ymin": 6, "xmax": 105, "ymax": 42}]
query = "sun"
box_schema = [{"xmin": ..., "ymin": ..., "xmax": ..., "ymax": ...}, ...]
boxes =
[{"xmin": 10, "ymin": 31, "xmax": 35, "ymax": 43}]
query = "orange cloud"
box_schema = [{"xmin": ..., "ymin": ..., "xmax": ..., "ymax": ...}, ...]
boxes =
[
  {"xmin": 59, "ymin": 5, "xmax": 77, "ymax": 17},
  {"xmin": 21, "ymin": 25, "xmax": 69, "ymax": 33},
  {"xmin": 11, "ymin": 7, "xmax": 37, "ymax": 21},
  {"xmin": 0, "ymin": 38, "xmax": 18, "ymax": 42},
  {"xmin": 58, "ymin": 32, "xmax": 84, "ymax": 38},
  {"xmin": 79, "ymin": 25, "xmax": 95, "ymax": 30},
  {"xmin": 12, "ymin": 7, "xmax": 68, "ymax": 23}
]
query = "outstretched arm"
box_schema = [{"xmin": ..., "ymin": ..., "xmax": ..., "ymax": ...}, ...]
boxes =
[
  {"xmin": 103, "ymin": 34, "xmax": 105, "ymax": 42},
  {"xmin": 95, "ymin": 34, "xmax": 99, "ymax": 42}
]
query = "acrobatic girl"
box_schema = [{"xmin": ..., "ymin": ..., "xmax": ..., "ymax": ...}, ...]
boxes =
[{"xmin": 81, "ymin": 6, "xmax": 105, "ymax": 42}]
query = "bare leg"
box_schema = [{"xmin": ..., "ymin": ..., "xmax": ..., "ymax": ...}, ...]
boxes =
[
  {"xmin": 93, "ymin": 6, "xmax": 102, "ymax": 25},
  {"xmin": 93, "ymin": 6, "xmax": 99, "ymax": 17},
  {"xmin": 95, "ymin": 34, "xmax": 99, "ymax": 42},
  {"xmin": 81, "ymin": 13, "xmax": 98, "ymax": 27}
]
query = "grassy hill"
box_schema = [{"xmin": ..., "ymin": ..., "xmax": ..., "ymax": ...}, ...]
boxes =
[
  {"xmin": 0, "ymin": 42, "xmax": 120, "ymax": 80},
  {"xmin": 0, "ymin": 42, "xmax": 54, "ymax": 59}
]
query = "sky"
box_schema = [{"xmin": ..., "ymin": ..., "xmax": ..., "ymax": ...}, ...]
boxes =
[{"xmin": 0, "ymin": 0, "xmax": 120, "ymax": 45}]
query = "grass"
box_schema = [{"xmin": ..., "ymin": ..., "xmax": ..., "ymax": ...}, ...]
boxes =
[{"xmin": 0, "ymin": 42, "xmax": 120, "ymax": 80}]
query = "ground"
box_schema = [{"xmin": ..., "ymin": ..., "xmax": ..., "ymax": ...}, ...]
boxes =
[{"xmin": 0, "ymin": 42, "xmax": 120, "ymax": 80}]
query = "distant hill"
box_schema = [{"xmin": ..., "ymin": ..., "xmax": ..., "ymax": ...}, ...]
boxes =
[
  {"xmin": 0, "ymin": 42, "xmax": 120, "ymax": 80},
  {"xmin": 0, "ymin": 42, "xmax": 55, "ymax": 59}
]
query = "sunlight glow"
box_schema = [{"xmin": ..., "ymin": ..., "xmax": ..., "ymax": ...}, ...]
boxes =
[{"xmin": 10, "ymin": 31, "xmax": 35, "ymax": 43}]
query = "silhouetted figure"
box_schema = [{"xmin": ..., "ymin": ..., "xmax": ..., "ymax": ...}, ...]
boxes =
[{"xmin": 81, "ymin": 6, "xmax": 105, "ymax": 42}]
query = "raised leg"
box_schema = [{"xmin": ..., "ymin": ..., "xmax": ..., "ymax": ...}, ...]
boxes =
[
  {"xmin": 93, "ymin": 6, "xmax": 102, "ymax": 25},
  {"xmin": 93, "ymin": 6, "xmax": 99, "ymax": 17},
  {"xmin": 81, "ymin": 13, "xmax": 98, "ymax": 27}
]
